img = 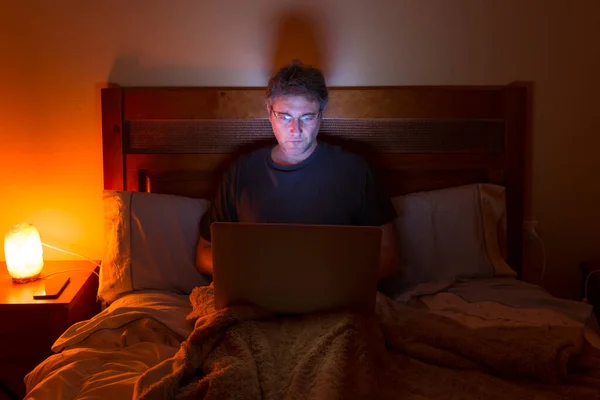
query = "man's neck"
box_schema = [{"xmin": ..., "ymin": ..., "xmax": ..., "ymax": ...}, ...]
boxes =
[{"xmin": 271, "ymin": 141, "xmax": 318, "ymax": 166}]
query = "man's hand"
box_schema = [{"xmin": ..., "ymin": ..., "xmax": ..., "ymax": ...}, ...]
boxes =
[
  {"xmin": 196, "ymin": 236, "xmax": 214, "ymax": 276},
  {"xmin": 378, "ymin": 222, "xmax": 399, "ymax": 280}
]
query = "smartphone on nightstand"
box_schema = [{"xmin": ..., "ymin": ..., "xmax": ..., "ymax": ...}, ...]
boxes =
[{"xmin": 33, "ymin": 276, "xmax": 70, "ymax": 300}]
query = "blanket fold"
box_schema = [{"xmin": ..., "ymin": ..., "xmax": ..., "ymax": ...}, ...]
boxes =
[
  {"xmin": 376, "ymin": 293, "xmax": 584, "ymax": 383},
  {"xmin": 134, "ymin": 285, "xmax": 600, "ymax": 400}
]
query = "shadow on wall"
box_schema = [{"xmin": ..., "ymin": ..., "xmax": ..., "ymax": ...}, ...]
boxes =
[{"xmin": 267, "ymin": 10, "xmax": 330, "ymax": 78}]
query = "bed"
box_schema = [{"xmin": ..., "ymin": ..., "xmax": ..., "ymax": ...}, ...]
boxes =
[{"xmin": 23, "ymin": 85, "xmax": 600, "ymax": 399}]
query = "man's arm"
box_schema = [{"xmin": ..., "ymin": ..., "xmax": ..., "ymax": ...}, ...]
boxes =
[
  {"xmin": 196, "ymin": 236, "xmax": 214, "ymax": 276},
  {"xmin": 357, "ymin": 161, "xmax": 399, "ymax": 280},
  {"xmin": 378, "ymin": 222, "xmax": 399, "ymax": 280},
  {"xmin": 195, "ymin": 163, "xmax": 238, "ymax": 277}
]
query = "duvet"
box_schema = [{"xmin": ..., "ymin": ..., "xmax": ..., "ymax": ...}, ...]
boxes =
[{"xmin": 26, "ymin": 285, "xmax": 600, "ymax": 400}]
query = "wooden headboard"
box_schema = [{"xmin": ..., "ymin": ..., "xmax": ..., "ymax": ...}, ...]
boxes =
[{"xmin": 101, "ymin": 85, "xmax": 527, "ymax": 276}]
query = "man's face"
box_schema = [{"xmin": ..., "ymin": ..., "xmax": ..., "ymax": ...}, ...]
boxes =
[{"xmin": 268, "ymin": 95, "xmax": 322, "ymax": 157}]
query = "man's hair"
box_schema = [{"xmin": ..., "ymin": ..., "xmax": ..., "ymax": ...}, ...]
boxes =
[{"xmin": 266, "ymin": 60, "xmax": 328, "ymax": 112}]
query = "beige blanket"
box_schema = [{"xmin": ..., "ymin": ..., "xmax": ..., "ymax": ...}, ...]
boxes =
[{"xmin": 134, "ymin": 285, "xmax": 600, "ymax": 399}]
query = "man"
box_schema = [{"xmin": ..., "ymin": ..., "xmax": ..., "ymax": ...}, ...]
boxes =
[{"xmin": 196, "ymin": 61, "xmax": 399, "ymax": 280}]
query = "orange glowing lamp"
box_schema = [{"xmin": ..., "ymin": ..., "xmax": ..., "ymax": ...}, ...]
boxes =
[{"xmin": 4, "ymin": 222, "xmax": 44, "ymax": 283}]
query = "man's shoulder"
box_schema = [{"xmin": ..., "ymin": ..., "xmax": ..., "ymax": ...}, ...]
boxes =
[{"xmin": 319, "ymin": 142, "xmax": 369, "ymax": 170}]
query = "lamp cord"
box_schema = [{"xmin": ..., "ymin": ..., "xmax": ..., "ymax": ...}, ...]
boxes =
[
  {"xmin": 527, "ymin": 228, "xmax": 595, "ymax": 305},
  {"xmin": 528, "ymin": 228, "xmax": 548, "ymax": 284},
  {"xmin": 583, "ymin": 270, "xmax": 600, "ymax": 303},
  {"xmin": 40, "ymin": 242, "xmax": 101, "ymax": 279},
  {"xmin": 42, "ymin": 268, "xmax": 100, "ymax": 279}
]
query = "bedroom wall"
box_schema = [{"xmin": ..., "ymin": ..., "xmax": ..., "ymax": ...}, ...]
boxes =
[{"xmin": 1, "ymin": 0, "xmax": 598, "ymax": 299}]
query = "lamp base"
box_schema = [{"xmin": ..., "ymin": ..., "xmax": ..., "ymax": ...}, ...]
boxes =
[{"xmin": 12, "ymin": 273, "xmax": 41, "ymax": 284}]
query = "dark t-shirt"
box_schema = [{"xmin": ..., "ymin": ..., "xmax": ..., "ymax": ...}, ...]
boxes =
[{"xmin": 200, "ymin": 142, "xmax": 397, "ymax": 241}]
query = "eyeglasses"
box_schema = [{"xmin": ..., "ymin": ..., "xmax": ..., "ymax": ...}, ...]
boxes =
[{"xmin": 270, "ymin": 109, "xmax": 321, "ymax": 126}]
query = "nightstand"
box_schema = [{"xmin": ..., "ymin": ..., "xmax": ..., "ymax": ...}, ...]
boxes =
[
  {"xmin": 581, "ymin": 260, "xmax": 600, "ymax": 324},
  {"xmin": 0, "ymin": 260, "xmax": 100, "ymax": 399}
]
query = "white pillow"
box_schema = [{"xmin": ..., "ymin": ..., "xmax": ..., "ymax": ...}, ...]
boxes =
[
  {"xmin": 99, "ymin": 190, "xmax": 211, "ymax": 304},
  {"xmin": 384, "ymin": 183, "xmax": 515, "ymax": 293}
]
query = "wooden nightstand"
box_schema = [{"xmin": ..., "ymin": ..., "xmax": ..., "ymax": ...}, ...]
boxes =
[
  {"xmin": 581, "ymin": 260, "xmax": 600, "ymax": 324},
  {"xmin": 0, "ymin": 260, "xmax": 100, "ymax": 399}
]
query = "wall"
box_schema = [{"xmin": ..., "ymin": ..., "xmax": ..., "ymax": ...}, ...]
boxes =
[{"xmin": 1, "ymin": 0, "xmax": 598, "ymax": 298}]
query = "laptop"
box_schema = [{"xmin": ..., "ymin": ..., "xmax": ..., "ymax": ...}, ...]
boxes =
[{"xmin": 210, "ymin": 222, "xmax": 382, "ymax": 315}]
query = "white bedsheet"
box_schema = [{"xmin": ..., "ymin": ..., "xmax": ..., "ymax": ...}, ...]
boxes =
[
  {"xmin": 396, "ymin": 277, "xmax": 600, "ymax": 349},
  {"xmin": 24, "ymin": 291, "xmax": 194, "ymax": 400}
]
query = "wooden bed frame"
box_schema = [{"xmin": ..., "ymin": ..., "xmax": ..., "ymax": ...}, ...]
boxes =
[{"xmin": 101, "ymin": 85, "xmax": 527, "ymax": 276}]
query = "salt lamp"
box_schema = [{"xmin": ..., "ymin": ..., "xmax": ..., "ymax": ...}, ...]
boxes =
[{"xmin": 4, "ymin": 222, "xmax": 44, "ymax": 283}]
